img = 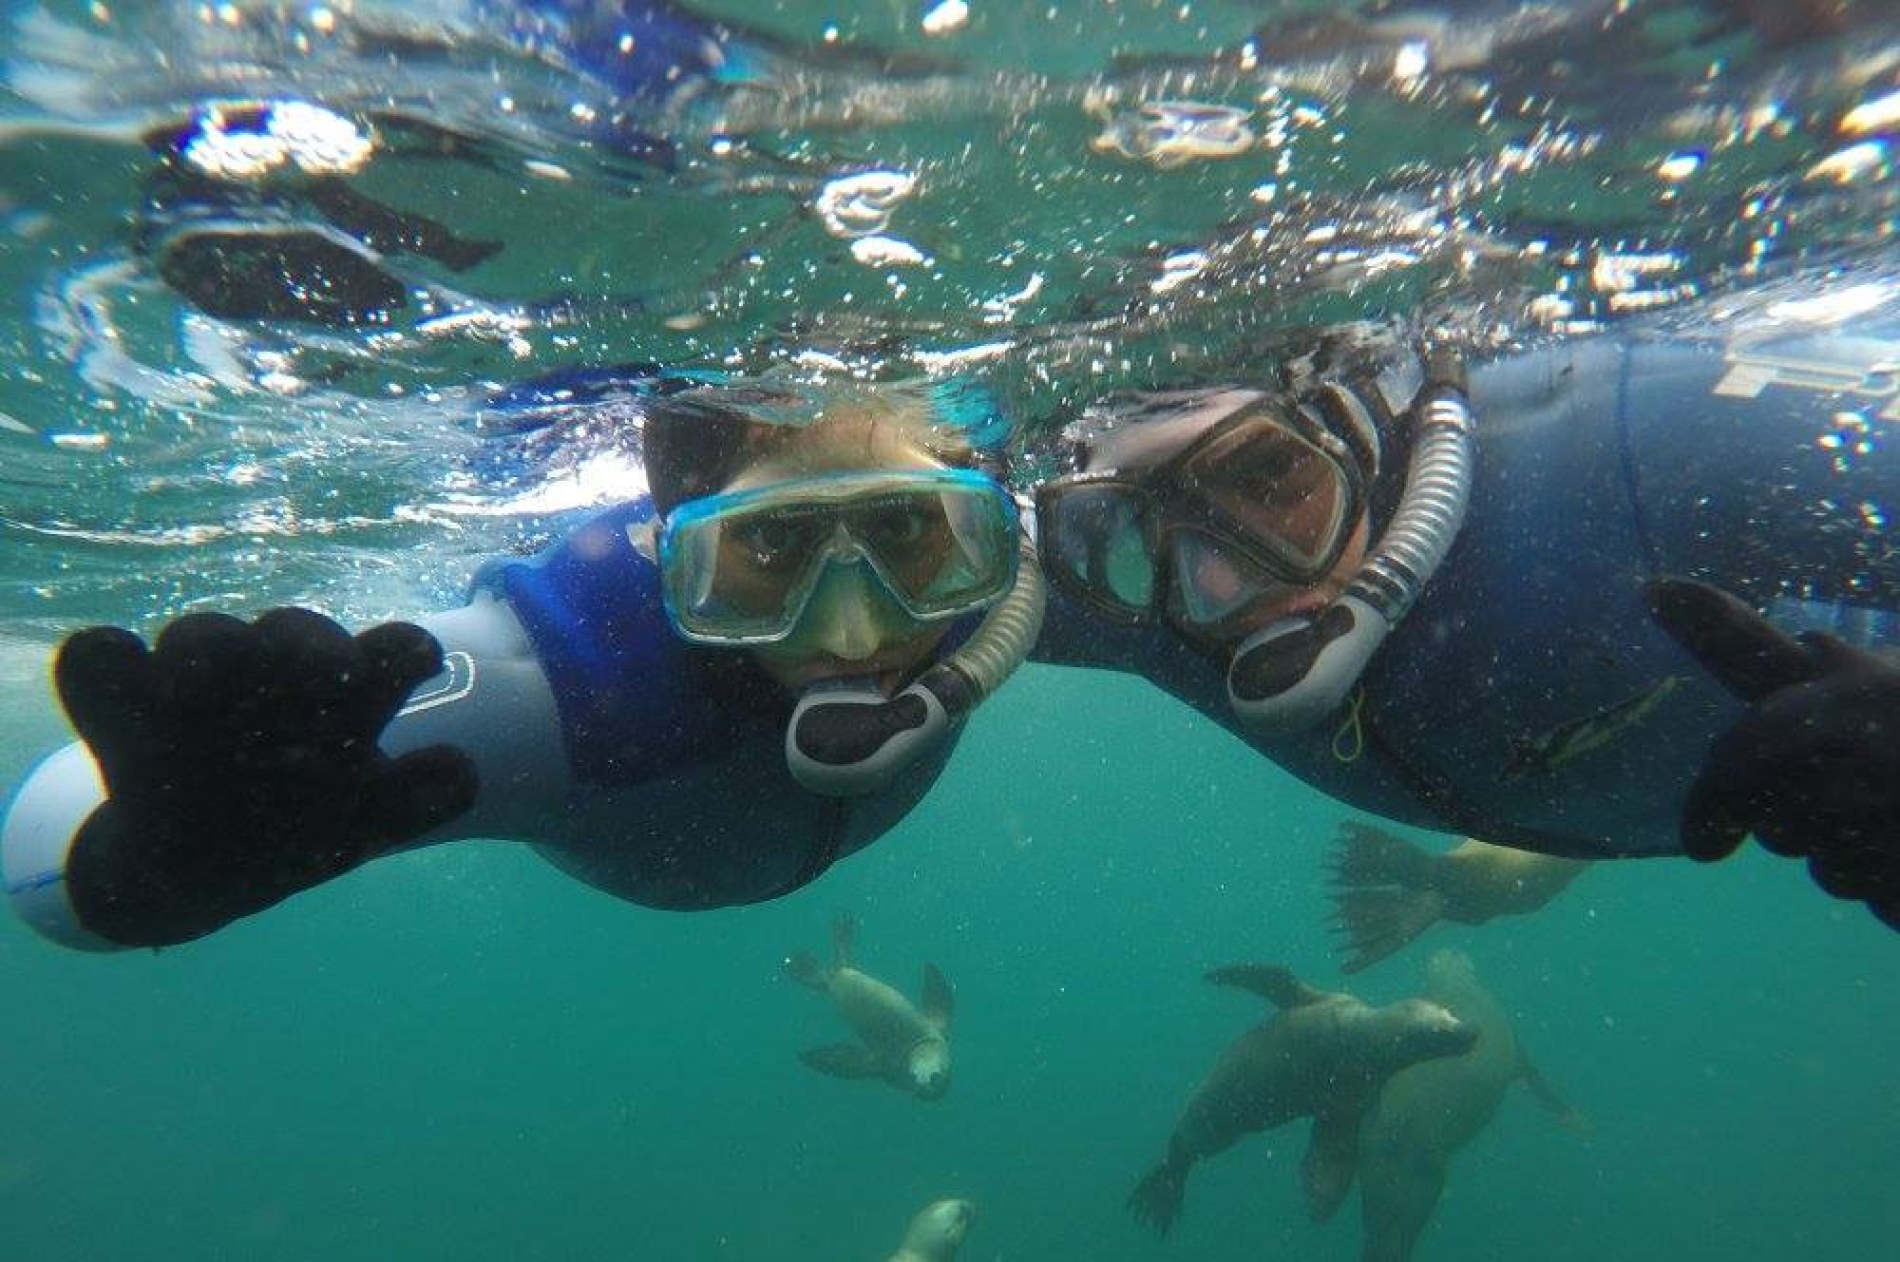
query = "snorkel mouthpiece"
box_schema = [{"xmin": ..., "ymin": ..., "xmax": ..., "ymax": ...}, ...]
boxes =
[
  {"xmin": 1228, "ymin": 357, "xmax": 1475, "ymax": 731},
  {"xmin": 788, "ymin": 538, "xmax": 1046, "ymax": 795},
  {"xmin": 1228, "ymin": 600, "xmax": 1377, "ymax": 727},
  {"xmin": 786, "ymin": 668, "xmax": 970, "ymax": 796}
]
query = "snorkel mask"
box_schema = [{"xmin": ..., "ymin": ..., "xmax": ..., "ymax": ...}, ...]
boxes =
[
  {"xmin": 660, "ymin": 468, "xmax": 1021, "ymax": 645},
  {"xmin": 1038, "ymin": 349, "xmax": 1474, "ymax": 731},
  {"xmin": 1037, "ymin": 390, "xmax": 1367, "ymax": 654},
  {"xmin": 649, "ymin": 381, "xmax": 1046, "ymax": 796}
]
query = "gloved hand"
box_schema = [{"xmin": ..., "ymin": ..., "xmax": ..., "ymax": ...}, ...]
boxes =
[
  {"xmin": 1645, "ymin": 577, "xmax": 1899, "ymax": 931},
  {"xmin": 55, "ymin": 607, "xmax": 479, "ymax": 946}
]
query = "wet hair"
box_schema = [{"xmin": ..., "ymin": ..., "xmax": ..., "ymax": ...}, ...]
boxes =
[
  {"xmin": 643, "ymin": 394, "xmax": 763, "ymax": 517},
  {"xmin": 643, "ymin": 381, "xmax": 981, "ymax": 517}
]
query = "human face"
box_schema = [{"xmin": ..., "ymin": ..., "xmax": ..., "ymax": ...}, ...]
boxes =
[
  {"xmin": 718, "ymin": 413, "xmax": 967, "ymax": 693},
  {"xmin": 1038, "ymin": 389, "xmax": 1368, "ymax": 656}
]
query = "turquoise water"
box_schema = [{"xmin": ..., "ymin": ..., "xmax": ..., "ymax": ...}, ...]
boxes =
[
  {"xmin": 2, "ymin": 650, "xmax": 1894, "ymax": 1260},
  {"xmin": 2, "ymin": 1, "xmax": 1898, "ymax": 1258}
]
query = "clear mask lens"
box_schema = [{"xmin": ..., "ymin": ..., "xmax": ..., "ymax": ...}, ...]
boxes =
[
  {"xmin": 1047, "ymin": 484, "xmax": 1156, "ymax": 618},
  {"xmin": 1166, "ymin": 527, "xmax": 1294, "ymax": 630},
  {"xmin": 1180, "ymin": 418, "xmax": 1350, "ymax": 573}
]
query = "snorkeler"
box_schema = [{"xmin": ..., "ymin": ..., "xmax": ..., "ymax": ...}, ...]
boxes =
[
  {"xmin": 0, "ymin": 381, "xmax": 1043, "ymax": 949},
  {"xmin": 1031, "ymin": 271, "xmax": 1900, "ymax": 932}
]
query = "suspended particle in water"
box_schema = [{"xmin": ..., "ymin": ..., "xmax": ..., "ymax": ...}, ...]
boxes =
[{"xmin": 921, "ymin": 1, "xmax": 970, "ymax": 36}]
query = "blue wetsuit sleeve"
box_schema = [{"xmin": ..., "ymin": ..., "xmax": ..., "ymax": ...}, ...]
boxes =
[{"xmin": 470, "ymin": 498, "xmax": 754, "ymax": 787}]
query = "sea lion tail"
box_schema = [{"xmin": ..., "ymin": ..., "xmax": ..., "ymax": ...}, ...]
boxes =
[
  {"xmin": 1328, "ymin": 886, "xmax": 1446, "ymax": 974},
  {"xmin": 783, "ymin": 950, "xmax": 829, "ymax": 991},
  {"xmin": 1127, "ymin": 1154, "xmax": 1190, "ymax": 1238}
]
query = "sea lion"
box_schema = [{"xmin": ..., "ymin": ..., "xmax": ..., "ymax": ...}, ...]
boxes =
[
  {"xmin": 1326, "ymin": 823, "xmax": 1589, "ymax": 973},
  {"xmin": 1127, "ymin": 964, "xmax": 1478, "ymax": 1237},
  {"xmin": 1357, "ymin": 949, "xmax": 1586, "ymax": 1262},
  {"xmin": 884, "ymin": 1197, "xmax": 975, "ymax": 1262},
  {"xmin": 784, "ymin": 914, "xmax": 954, "ymax": 1100}
]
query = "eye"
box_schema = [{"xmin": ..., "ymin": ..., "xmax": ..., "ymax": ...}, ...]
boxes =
[
  {"xmin": 732, "ymin": 517, "xmax": 804, "ymax": 570},
  {"xmin": 861, "ymin": 502, "xmax": 933, "ymax": 548}
]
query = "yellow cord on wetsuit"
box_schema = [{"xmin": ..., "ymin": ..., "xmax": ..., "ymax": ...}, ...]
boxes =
[{"xmin": 1331, "ymin": 687, "xmax": 1366, "ymax": 764}]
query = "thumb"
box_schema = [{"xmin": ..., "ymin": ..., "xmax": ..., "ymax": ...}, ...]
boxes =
[{"xmin": 54, "ymin": 627, "xmax": 157, "ymax": 790}]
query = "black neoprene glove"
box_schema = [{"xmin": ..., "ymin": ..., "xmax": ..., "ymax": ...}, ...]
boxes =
[
  {"xmin": 55, "ymin": 607, "xmax": 479, "ymax": 946},
  {"xmin": 1645, "ymin": 577, "xmax": 1900, "ymax": 931}
]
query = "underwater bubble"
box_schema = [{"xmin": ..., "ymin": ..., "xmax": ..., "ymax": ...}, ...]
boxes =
[
  {"xmin": 1841, "ymin": 89, "xmax": 1900, "ymax": 138},
  {"xmin": 1808, "ymin": 140, "xmax": 1889, "ymax": 185},
  {"xmin": 815, "ymin": 169, "xmax": 918, "ymax": 239},
  {"xmin": 849, "ymin": 236, "xmax": 931, "ymax": 267},
  {"xmin": 1656, "ymin": 151, "xmax": 1704, "ymax": 182},
  {"xmin": 920, "ymin": 1, "xmax": 969, "ymax": 37},
  {"xmin": 1089, "ymin": 100, "xmax": 1255, "ymax": 169}
]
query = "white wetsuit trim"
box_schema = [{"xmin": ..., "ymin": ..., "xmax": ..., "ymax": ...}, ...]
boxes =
[{"xmin": 2, "ymin": 743, "xmax": 116, "ymax": 952}]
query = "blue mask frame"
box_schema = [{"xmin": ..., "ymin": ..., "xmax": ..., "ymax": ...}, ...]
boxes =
[{"xmin": 657, "ymin": 467, "xmax": 1020, "ymax": 645}]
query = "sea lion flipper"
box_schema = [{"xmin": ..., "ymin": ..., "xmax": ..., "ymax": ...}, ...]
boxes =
[
  {"xmin": 1328, "ymin": 821, "xmax": 1439, "ymax": 888},
  {"xmin": 921, "ymin": 963, "xmax": 954, "ymax": 1032},
  {"xmin": 1643, "ymin": 576, "xmax": 1817, "ymax": 703},
  {"xmin": 1126, "ymin": 1154, "xmax": 1190, "ymax": 1238},
  {"xmin": 1204, "ymin": 964, "xmax": 1328, "ymax": 1007},
  {"xmin": 1327, "ymin": 886, "xmax": 1446, "ymax": 975},
  {"xmin": 798, "ymin": 1041, "xmax": 882, "ymax": 1080},
  {"xmin": 831, "ymin": 912, "xmax": 858, "ymax": 969},
  {"xmin": 1300, "ymin": 1111, "xmax": 1363, "ymax": 1224},
  {"xmin": 783, "ymin": 950, "xmax": 828, "ymax": 991},
  {"xmin": 305, "ymin": 180, "xmax": 502, "ymax": 272},
  {"xmin": 1517, "ymin": 1045, "xmax": 1592, "ymax": 1133}
]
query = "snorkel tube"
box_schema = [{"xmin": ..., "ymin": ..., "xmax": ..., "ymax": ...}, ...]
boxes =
[
  {"xmin": 787, "ymin": 536, "xmax": 1047, "ymax": 796},
  {"xmin": 1227, "ymin": 349, "xmax": 1475, "ymax": 731}
]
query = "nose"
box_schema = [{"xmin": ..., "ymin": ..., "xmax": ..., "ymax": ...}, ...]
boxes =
[{"xmin": 799, "ymin": 558, "xmax": 910, "ymax": 662}]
